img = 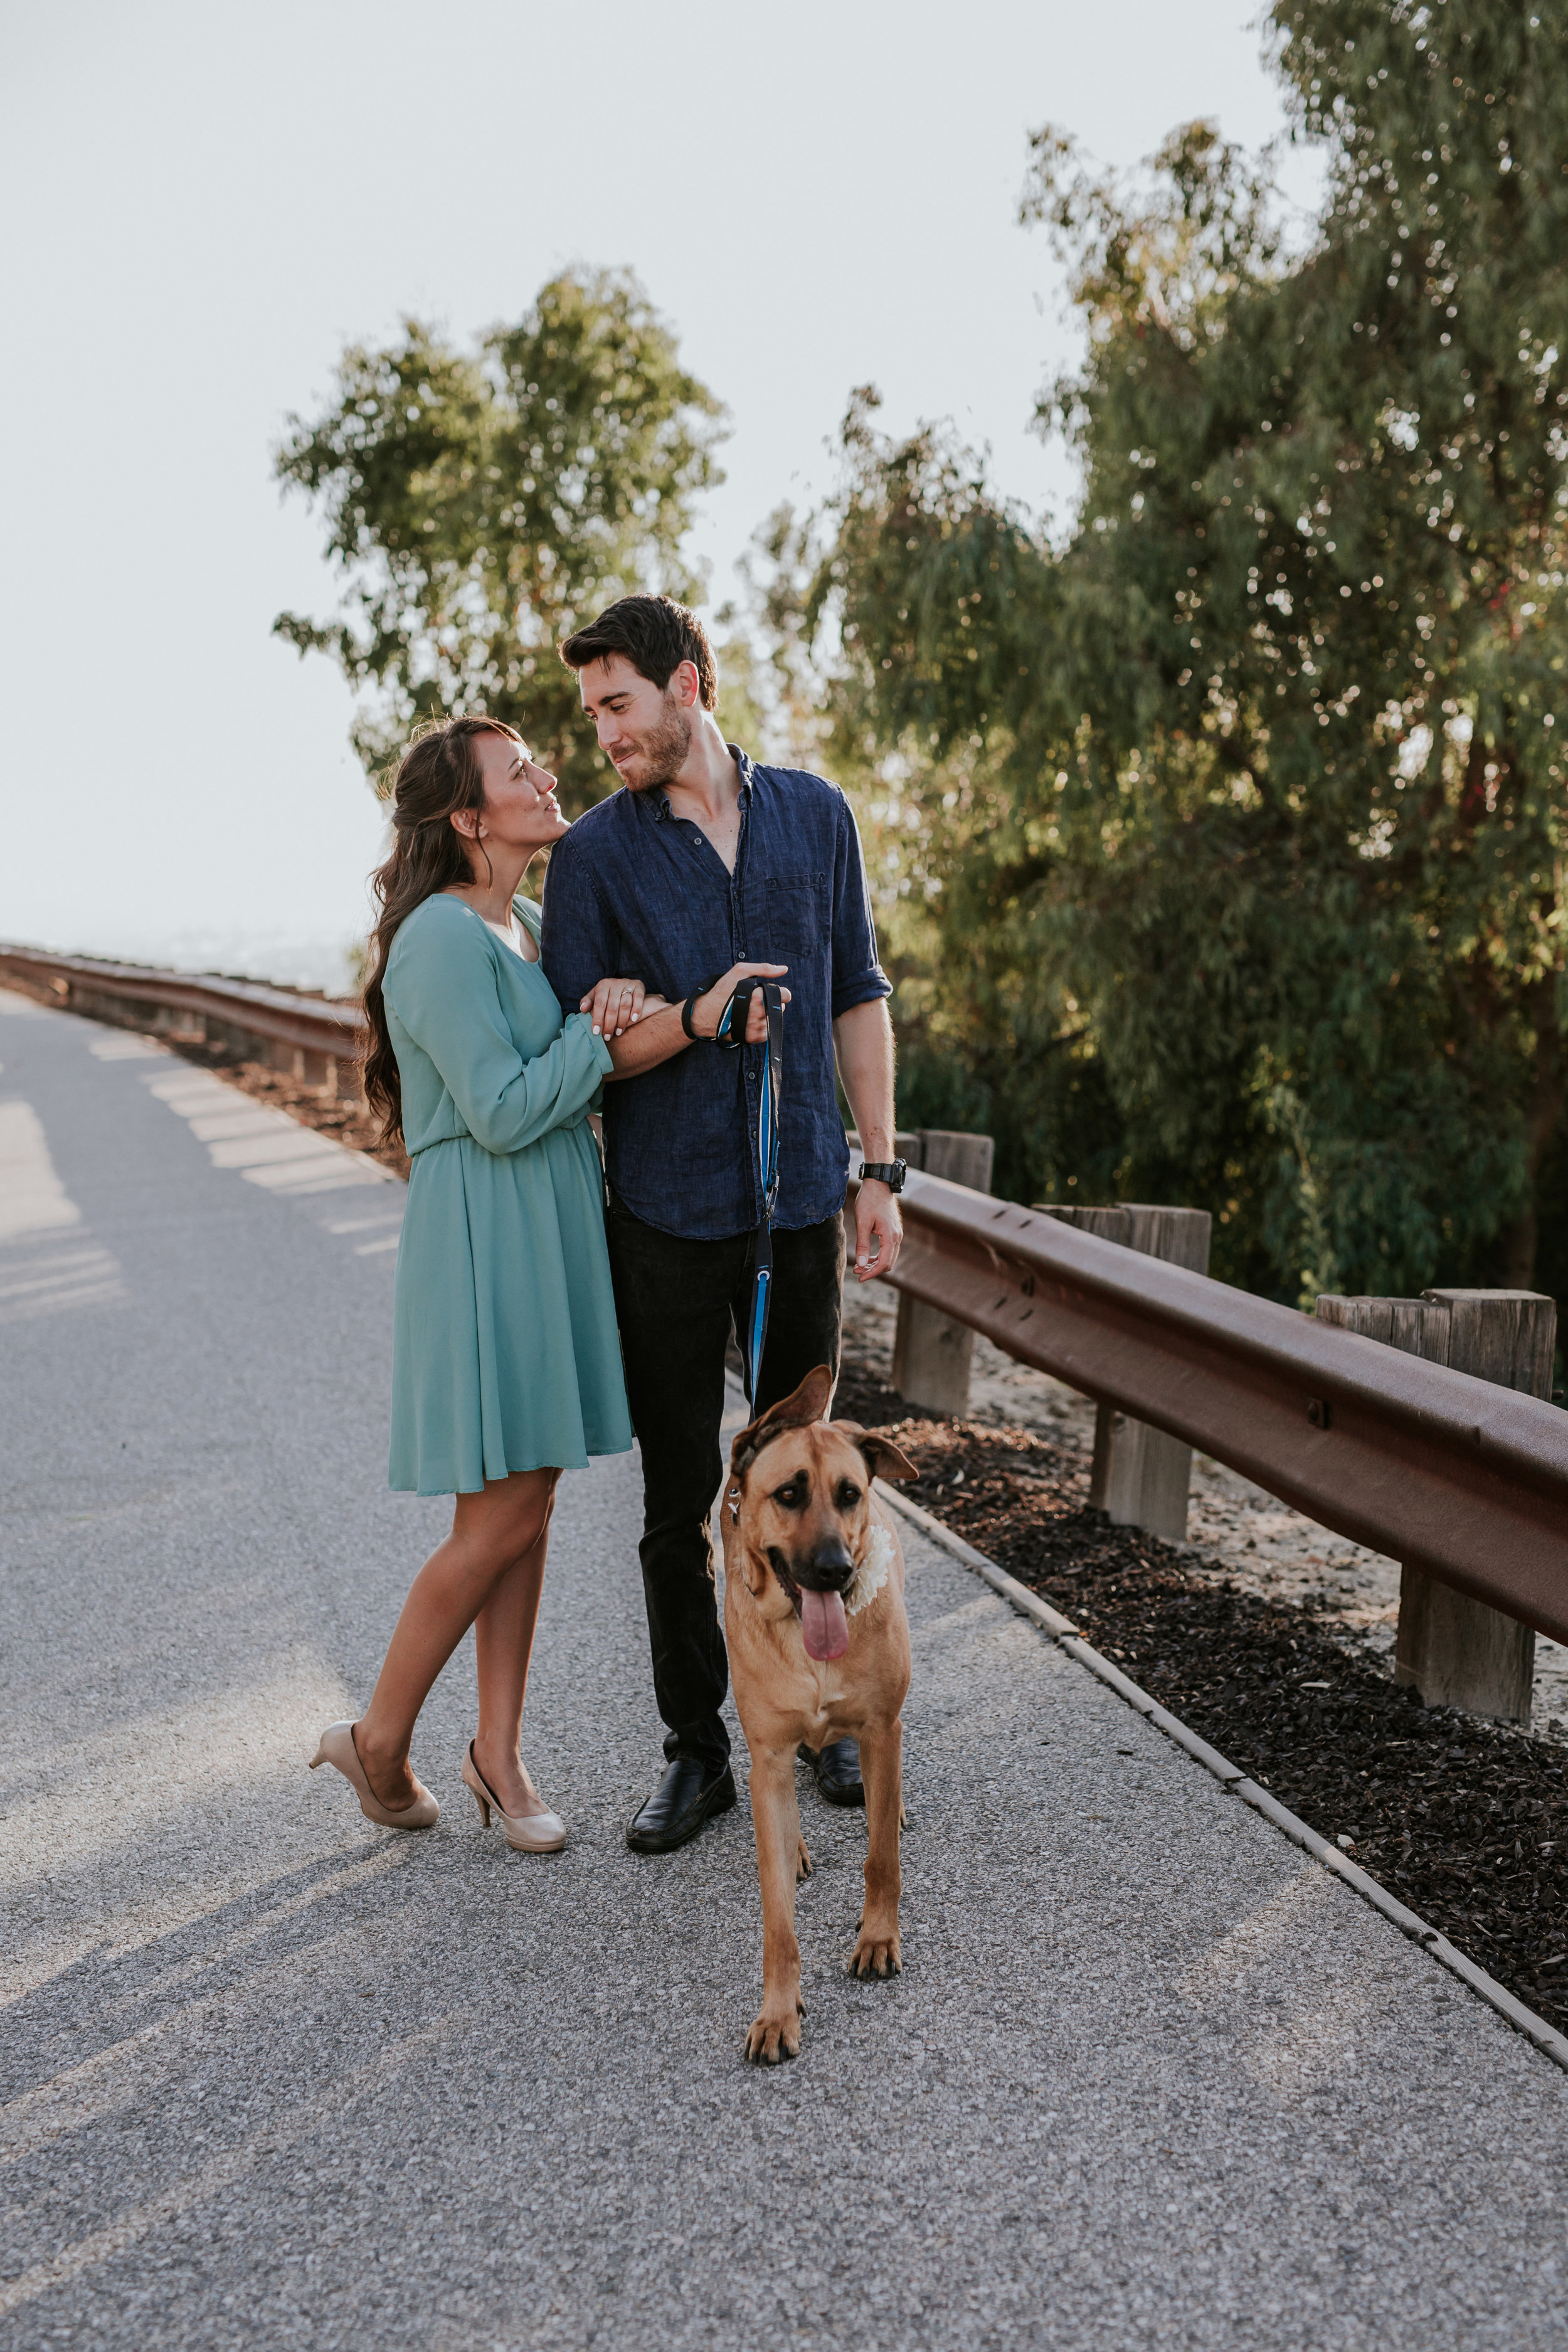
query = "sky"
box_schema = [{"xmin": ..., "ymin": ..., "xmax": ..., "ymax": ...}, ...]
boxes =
[{"xmin": 1, "ymin": 0, "xmax": 1320, "ymax": 992}]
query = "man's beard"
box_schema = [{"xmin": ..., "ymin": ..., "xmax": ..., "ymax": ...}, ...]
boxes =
[{"xmin": 622, "ymin": 694, "xmax": 692, "ymax": 791}]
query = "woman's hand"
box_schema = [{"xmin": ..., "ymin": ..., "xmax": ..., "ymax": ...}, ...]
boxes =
[
  {"xmin": 688, "ymin": 963, "xmax": 791, "ymax": 1044},
  {"xmin": 580, "ymin": 976, "xmax": 647, "ymax": 1039}
]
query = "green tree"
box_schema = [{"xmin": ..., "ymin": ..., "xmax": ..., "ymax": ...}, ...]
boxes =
[
  {"xmin": 797, "ymin": 0, "xmax": 1568, "ymax": 1303},
  {"xmin": 274, "ymin": 268, "xmax": 725, "ymax": 808}
]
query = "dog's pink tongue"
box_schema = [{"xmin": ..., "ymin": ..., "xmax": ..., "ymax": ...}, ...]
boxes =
[{"xmin": 800, "ymin": 1587, "xmax": 849, "ymax": 1662}]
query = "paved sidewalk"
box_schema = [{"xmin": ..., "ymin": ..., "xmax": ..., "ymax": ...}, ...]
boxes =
[{"xmin": 3, "ymin": 987, "xmax": 1567, "ymax": 2352}]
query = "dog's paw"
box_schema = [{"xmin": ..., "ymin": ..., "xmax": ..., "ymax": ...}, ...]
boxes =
[
  {"xmin": 847, "ymin": 1927, "xmax": 902, "ymax": 1980},
  {"xmin": 744, "ymin": 2001, "xmax": 803, "ymax": 2065},
  {"xmin": 796, "ymin": 1835, "xmax": 813, "ymax": 1881}
]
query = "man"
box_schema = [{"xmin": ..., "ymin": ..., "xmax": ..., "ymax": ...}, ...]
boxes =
[{"xmin": 541, "ymin": 593, "xmax": 905, "ymax": 1853}]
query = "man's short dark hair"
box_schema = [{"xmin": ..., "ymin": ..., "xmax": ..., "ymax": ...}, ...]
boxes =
[{"xmin": 559, "ymin": 593, "xmax": 717, "ymax": 711}]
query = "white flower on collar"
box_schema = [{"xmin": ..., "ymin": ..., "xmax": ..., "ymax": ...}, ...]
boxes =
[{"xmin": 845, "ymin": 1522, "xmax": 895, "ymax": 1616}]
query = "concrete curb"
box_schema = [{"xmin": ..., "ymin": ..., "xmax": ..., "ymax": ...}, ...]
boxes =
[{"xmin": 876, "ymin": 1478, "xmax": 1568, "ymax": 2077}]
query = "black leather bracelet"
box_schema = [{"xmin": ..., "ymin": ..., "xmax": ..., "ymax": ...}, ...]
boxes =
[{"xmin": 682, "ymin": 979, "xmax": 721, "ymax": 1042}]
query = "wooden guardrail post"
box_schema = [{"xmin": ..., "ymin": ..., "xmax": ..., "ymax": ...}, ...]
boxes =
[
  {"xmin": 1315, "ymin": 1287, "xmax": 1557, "ymax": 1724},
  {"xmin": 1037, "ymin": 1205, "xmax": 1213, "ymax": 1541},
  {"xmin": 886, "ymin": 1130, "xmax": 995, "ymax": 1415}
]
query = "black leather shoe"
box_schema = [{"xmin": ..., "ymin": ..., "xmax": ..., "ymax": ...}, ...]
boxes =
[
  {"xmin": 799, "ymin": 1737, "xmax": 864, "ymax": 1808},
  {"xmin": 625, "ymin": 1757, "xmax": 737, "ymax": 1854}
]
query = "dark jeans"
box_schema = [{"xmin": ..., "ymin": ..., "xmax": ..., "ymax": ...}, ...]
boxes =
[{"xmin": 605, "ymin": 1194, "xmax": 845, "ymax": 1773}]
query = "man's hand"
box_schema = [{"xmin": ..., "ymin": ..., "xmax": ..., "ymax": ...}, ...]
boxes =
[
  {"xmin": 689, "ymin": 962, "xmax": 791, "ymax": 1042},
  {"xmin": 852, "ymin": 1178, "xmax": 903, "ymax": 1283},
  {"xmin": 598, "ymin": 970, "xmax": 787, "ymax": 1079},
  {"xmin": 580, "ymin": 975, "xmax": 647, "ymax": 1038},
  {"xmin": 835, "ymin": 998, "xmax": 901, "ymax": 1281}
]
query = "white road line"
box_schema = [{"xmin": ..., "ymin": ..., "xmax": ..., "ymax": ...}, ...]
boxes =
[
  {"xmin": 143, "ymin": 1068, "xmax": 394, "ymax": 1199},
  {"xmin": 87, "ymin": 1034, "xmax": 167, "ymax": 1061},
  {"xmin": 0, "ymin": 1241, "xmax": 126, "ymax": 1324},
  {"xmin": 0, "ymin": 1101, "xmax": 128, "ymax": 1319},
  {"xmin": 0, "ymin": 1099, "xmax": 82, "ymax": 1243}
]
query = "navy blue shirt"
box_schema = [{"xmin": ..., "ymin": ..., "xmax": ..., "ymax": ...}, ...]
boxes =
[{"xmin": 540, "ymin": 749, "xmax": 890, "ymax": 1241}]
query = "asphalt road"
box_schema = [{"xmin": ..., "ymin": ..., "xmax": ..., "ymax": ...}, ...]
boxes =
[{"xmin": 4, "ymin": 985, "xmax": 1568, "ymax": 2352}]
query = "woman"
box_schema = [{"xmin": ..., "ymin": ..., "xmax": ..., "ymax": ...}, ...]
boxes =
[{"xmin": 310, "ymin": 714, "xmax": 783, "ymax": 1851}]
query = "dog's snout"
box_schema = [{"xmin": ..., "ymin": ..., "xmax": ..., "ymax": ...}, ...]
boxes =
[{"xmin": 799, "ymin": 1537, "xmax": 853, "ymax": 1591}]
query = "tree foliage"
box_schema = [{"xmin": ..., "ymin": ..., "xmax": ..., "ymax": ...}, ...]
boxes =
[
  {"xmin": 798, "ymin": 0, "xmax": 1568, "ymax": 1303},
  {"xmin": 274, "ymin": 269, "xmax": 724, "ymax": 807}
]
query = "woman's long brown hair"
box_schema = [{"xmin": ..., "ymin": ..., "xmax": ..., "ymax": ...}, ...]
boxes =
[{"xmin": 361, "ymin": 714, "xmax": 522, "ymax": 1148}]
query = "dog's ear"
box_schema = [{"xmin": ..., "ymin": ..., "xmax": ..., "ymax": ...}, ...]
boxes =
[
  {"xmin": 834, "ymin": 1421, "xmax": 920, "ymax": 1485},
  {"xmin": 729, "ymin": 1365, "xmax": 834, "ymax": 1476},
  {"xmin": 770, "ymin": 1365, "xmax": 834, "ymax": 1428}
]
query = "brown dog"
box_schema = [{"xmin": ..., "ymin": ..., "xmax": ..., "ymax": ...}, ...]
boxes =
[{"xmin": 720, "ymin": 1365, "xmax": 919, "ymax": 2064}]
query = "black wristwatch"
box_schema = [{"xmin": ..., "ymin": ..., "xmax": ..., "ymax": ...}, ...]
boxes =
[{"xmin": 859, "ymin": 1159, "xmax": 907, "ymax": 1194}]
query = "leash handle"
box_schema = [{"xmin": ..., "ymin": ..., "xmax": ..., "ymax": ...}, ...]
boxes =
[
  {"xmin": 711, "ymin": 974, "xmax": 756, "ymax": 1049},
  {"xmin": 682, "ymin": 972, "xmax": 761, "ymax": 1046}
]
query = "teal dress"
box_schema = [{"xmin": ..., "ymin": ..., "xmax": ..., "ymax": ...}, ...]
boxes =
[{"xmin": 383, "ymin": 891, "xmax": 633, "ymax": 1494}]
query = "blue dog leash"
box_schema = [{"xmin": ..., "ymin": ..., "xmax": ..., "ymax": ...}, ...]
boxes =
[{"xmin": 706, "ymin": 975, "xmax": 785, "ymax": 1404}]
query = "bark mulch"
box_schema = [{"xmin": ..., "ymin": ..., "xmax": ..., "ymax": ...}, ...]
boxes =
[{"xmin": 830, "ymin": 1384, "xmax": 1568, "ymax": 2042}]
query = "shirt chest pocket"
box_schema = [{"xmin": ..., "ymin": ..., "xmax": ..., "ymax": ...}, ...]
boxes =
[{"xmin": 748, "ymin": 872, "xmax": 829, "ymax": 968}]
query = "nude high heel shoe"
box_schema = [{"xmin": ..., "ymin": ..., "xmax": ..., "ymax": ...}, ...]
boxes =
[
  {"xmin": 309, "ymin": 1722, "xmax": 439, "ymax": 1830},
  {"xmin": 462, "ymin": 1741, "xmax": 566, "ymax": 1853}
]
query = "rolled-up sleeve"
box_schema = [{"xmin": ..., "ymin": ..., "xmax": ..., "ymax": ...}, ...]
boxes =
[{"xmin": 829, "ymin": 794, "xmax": 892, "ymax": 1019}]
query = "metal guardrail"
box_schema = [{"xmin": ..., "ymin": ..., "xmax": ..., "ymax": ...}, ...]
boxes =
[
  {"xmin": 0, "ymin": 941, "xmax": 364, "ymax": 1074},
  {"xmin": 859, "ymin": 1170, "xmax": 1568, "ymax": 1647}
]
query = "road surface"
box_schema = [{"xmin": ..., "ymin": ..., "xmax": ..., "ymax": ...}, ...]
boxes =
[{"xmin": 3, "ymin": 987, "xmax": 1566, "ymax": 2350}]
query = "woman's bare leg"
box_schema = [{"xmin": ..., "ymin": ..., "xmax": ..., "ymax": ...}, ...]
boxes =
[
  {"xmin": 472, "ymin": 1477, "xmax": 558, "ymax": 1816},
  {"xmin": 354, "ymin": 1467, "xmax": 558, "ymax": 1809}
]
